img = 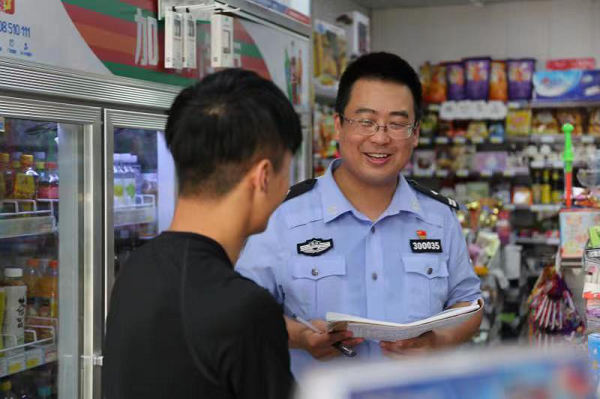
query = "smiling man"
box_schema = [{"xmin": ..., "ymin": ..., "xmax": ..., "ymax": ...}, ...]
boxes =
[{"xmin": 236, "ymin": 52, "xmax": 483, "ymax": 379}]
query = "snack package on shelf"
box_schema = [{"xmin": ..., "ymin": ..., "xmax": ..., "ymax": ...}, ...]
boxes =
[
  {"xmin": 556, "ymin": 109, "xmax": 584, "ymax": 135},
  {"xmin": 419, "ymin": 62, "xmax": 433, "ymax": 103},
  {"xmin": 435, "ymin": 148, "xmax": 453, "ymax": 171},
  {"xmin": 428, "ymin": 63, "xmax": 447, "ymax": 103},
  {"xmin": 473, "ymin": 151, "xmax": 508, "ymax": 173},
  {"xmin": 489, "ymin": 60, "xmax": 508, "ymax": 102},
  {"xmin": 466, "ymin": 121, "xmax": 488, "ymax": 139},
  {"xmin": 466, "ymin": 182, "xmax": 490, "ymax": 202},
  {"xmin": 532, "ymin": 110, "xmax": 560, "ymax": 134},
  {"xmin": 450, "ymin": 145, "xmax": 473, "ymax": 171},
  {"xmin": 589, "ymin": 108, "xmax": 600, "ymax": 135},
  {"xmin": 445, "ymin": 61, "xmax": 465, "ymax": 101},
  {"xmin": 506, "ymin": 109, "xmax": 532, "ymax": 136},
  {"xmin": 420, "ymin": 112, "xmax": 438, "ymax": 139},
  {"xmin": 512, "ymin": 186, "xmax": 533, "ymax": 206},
  {"xmin": 464, "ymin": 57, "xmax": 491, "ymax": 100},
  {"xmin": 412, "ymin": 150, "xmax": 436, "ymax": 176},
  {"xmin": 507, "ymin": 58, "xmax": 536, "ymax": 101},
  {"xmin": 583, "ymin": 239, "xmax": 600, "ymax": 333},
  {"xmin": 488, "ymin": 122, "xmax": 506, "ymax": 141}
]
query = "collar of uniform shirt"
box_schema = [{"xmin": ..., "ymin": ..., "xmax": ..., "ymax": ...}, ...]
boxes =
[{"xmin": 318, "ymin": 159, "xmax": 432, "ymax": 225}]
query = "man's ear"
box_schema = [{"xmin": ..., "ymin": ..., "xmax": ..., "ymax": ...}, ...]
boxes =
[
  {"xmin": 412, "ymin": 122, "xmax": 421, "ymax": 148},
  {"xmin": 252, "ymin": 159, "xmax": 272, "ymax": 193}
]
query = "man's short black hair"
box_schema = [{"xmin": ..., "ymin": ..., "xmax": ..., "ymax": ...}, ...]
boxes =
[
  {"xmin": 335, "ymin": 52, "xmax": 423, "ymax": 122},
  {"xmin": 166, "ymin": 68, "xmax": 302, "ymax": 197}
]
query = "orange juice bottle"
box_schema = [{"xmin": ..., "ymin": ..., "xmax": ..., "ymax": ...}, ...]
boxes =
[{"xmin": 37, "ymin": 260, "xmax": 58, "ymax": 319}]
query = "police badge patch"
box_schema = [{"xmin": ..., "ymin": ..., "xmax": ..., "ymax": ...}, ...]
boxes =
[{"xmin": 297, "ymin": 238, "xmax": 334, "ymax": 256}]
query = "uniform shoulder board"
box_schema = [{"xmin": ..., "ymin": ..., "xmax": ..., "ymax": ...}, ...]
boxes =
[
  {"xmin": 407, "ymin": 179, "xmax": 460, "ymax": 211},
  {"xmin": 284, "ymin": 178, "xmax": 317, "ymax": 202}
]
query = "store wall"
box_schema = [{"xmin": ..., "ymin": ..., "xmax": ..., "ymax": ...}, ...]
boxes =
[
  {"xmin": 312, "ymin": 0, "xmax": 370, "ymax": 24},
  {"xmin": 372, "ymin": 0, "xmax": 600, "ymax": 69}
]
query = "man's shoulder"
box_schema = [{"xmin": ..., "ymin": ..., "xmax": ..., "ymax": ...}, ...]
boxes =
[{"xmin": 406, "ymin": 179, "xmax": 460, "ymax": 211}]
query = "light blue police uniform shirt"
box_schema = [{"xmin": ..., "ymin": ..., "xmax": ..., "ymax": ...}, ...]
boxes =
[{"xmin": 236, "ymin": 159, "xmax": 481, "ymax": 379}]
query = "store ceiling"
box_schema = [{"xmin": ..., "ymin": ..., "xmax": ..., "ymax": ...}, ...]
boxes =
[{"xmin": 353, "ymin": 0, "xmax": 546, "ymax": 9}]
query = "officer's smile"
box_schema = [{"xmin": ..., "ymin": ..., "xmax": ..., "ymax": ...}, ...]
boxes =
[{"xmin": 364, "ymin": 152, "xmax": 392, "ymax": 165}]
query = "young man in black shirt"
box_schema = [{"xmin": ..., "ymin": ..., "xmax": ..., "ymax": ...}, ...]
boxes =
[{"xmin": 102, "ymin": 69, "xmax": 302, "ymax": 398}]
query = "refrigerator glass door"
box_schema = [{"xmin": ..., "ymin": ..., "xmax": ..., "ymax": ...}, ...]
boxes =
[
  {"xmin": 0, "ymin": 98, "xmax": 101, "ymax": 399},
  {"xmin": 104, "ymin": 110, "xmax": 174, "ymax": 308}
]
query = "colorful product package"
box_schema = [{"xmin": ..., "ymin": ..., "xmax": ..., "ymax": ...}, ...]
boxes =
[
  {"xmin": 532, "ymin": 110, "xmax": 559, "ymax": 134},
  {"xmin": 589, "ymin": 109, "xmax": 600, "ymax": 135},
  {"xmin": 420, "ymin": 112, "xmax": 438, "ymax": 138},
  {"xmin": 412, "ymin": 150, "xmax": 436, "ymax": 175},
  {"xmin": 419, "ymin": 62, "xmax": 433, "ymax": 103},
  {"xmin": 466, "ymin": 121, "xmax": 489, "ymax": 139},
  {"xmin": 533, "ymin": 70, "xmax": 600, "ymax": 102},
  {"xmin": 489, "ymin": 60, "xmax": 508, "ymax": 102},
  {"xmin": 507, "ymin": 58, "xmax": 536, "ymax": 100},
  {"xmin": 445, "ymin": 61, "xmax": 465, "ymax": 101},
  {"xmin": 556, "ymin": 109, "xmax": 584, "ymax": 135},
  {"xmin": 464, "ymin": 57, "xmax": 491, "ymax": 100},
  {"xmin": 505, "ymin": 109, "xmax": 532, "ymax": 136},
  {"xmin": 427, "ymin": 64, "xmax": 447, "ymax": 103}
]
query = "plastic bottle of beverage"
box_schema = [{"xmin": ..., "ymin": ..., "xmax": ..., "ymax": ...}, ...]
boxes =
[
  {"xmin": 130, "ymin": 154, "xmax": 142, "ymax": 195},
  {"xmin": 36, "ymin": 162, "xmax": 49, "ymax": 199},
  {"xmin": 37, "ymin": 260, "xmax": 58, "ymax": 320},
  {"xmin": 45, "ymin": 162, "xmax": 59, "ymax": 200},
  {"xmin": 14, "ymin": 155, "xmax": 38, "ymax": 212},
  {"xmin": 36, "ymin": 386, "xmax": 51, "ymax": 399},
  {"xmin": 0, "ymin": 152, "xmax": 8, "ymax": 201},
  {"xmin": 0, "ymin": 380, "xmax": 17, "ymax": 399},
  {"xmin": 22, "ymin": 259, "xmax": 41, "ymax": 316},
  {"xmin": 113, "ymin": 154, "xmax": 125, "ymax": 207},
  {"xmin": 122, "ymin": 155, "xmax": 136, "ymax": 205},
  {"xmin": 7, "ymin": 160, "xmax": 19, "ymax": 200},
  {"xmin": 2, "ymin": 268, "xmax": 27, "ymax": 353}
]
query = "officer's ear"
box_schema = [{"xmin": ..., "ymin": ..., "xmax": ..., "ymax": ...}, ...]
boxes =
[{"xmin": 412, "ymin": 122, "xmax": 420, "ymax": 148}]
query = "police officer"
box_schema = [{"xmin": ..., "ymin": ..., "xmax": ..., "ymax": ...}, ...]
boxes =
[{"xmin": 236, "ymin": 52, "xmax": 482, "ymax": 379}]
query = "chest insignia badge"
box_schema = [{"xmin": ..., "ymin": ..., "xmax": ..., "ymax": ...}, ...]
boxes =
[
  {"xmin": 416, "ymin": 230, "xmax": 427, "ymax": 240},
  {"xmin": 297, "ymin": 238, "xmax": 334, "ymax": 256}
]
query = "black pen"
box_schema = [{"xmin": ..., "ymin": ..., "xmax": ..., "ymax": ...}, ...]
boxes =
[{"xmin": 291, "ymin": 313, "xmax": 356, "ymax": 358}]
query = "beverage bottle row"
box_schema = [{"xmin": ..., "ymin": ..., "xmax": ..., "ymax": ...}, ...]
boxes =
[
  {"xmin": 0, "ymin": 364, "xmax": 56, "ymax": 398},
  {"xmin": 113, "ymin": 153, "xmax": 142, "ymax": 207},
  {"xmin": 0, "ymin": 152, "xmax": 59, "ymax": 206}
]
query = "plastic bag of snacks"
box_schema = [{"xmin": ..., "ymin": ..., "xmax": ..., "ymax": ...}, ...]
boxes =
[
  {"xmin": 489, "ymin": 60, "xmax": 508, "ymax": 102},
  {"xmin": 532, "ymin": 110, "xmax": 559, "ymax": 134},
  {"xmin": 556, "ymin": 109, "xmax": 584, "ymax": 135},
  {"xmin": 505, "ymin": 109, "xmax": 532, "ymax": 136},
  {"xmin": 445, "ymin": 61, "xmax": 465, "ymax": 101},
  {"xmin": 419, "ymin": 62, "xmax": 433, "ymax": 103},
  {"xmin": 464, "ymin": 57, "xmax": 491, "ymax": 100},
  {"xmin": 589, "ymin": 109, "xmax": 600, "ymax": 135},
  {"xmin": 427, "ymin": 63, "xmax": 447, "ymax": 103},
  {"xmin": 508, "ymin": 58, "xmax": 536, "ymax": 100}
]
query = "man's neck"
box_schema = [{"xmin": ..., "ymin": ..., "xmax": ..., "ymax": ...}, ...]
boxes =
[
  {"xmin": 167, "ymin": 195, "xmax": 248, "ymax": 265},
  {"xmin": 333, "ymin": 164, "xmax": 398, "ymax": 222}
]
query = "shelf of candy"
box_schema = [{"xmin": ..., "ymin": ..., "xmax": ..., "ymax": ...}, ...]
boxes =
[{"xmin": 527, "ymin": 265, "xmax": 585, "ymax": 345}]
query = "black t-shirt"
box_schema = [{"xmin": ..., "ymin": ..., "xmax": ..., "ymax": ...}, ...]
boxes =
[{"xmin": 102, "ymin": 232, "xmax": 294, "ymax": 399}]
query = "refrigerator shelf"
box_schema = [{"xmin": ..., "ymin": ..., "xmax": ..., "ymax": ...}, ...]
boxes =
[
  {"xmin": 114, "ymin": 194, "xmax": 157, "ymax": 227},
  {"xmin": 0, "ymin": 210, "xmax": 56, "ymax": 239}
]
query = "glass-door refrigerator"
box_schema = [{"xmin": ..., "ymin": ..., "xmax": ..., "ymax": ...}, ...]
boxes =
[
  {"xmin": 103, "ymin": 110, "xmax": 175, "ymax": 305},
  {"xmin": 0, "ymin": 96, "xmax": 102, "ymax": 398}
]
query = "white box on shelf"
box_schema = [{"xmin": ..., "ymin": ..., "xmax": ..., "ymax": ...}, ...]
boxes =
[
  {"xmin": 211, "ymin": 14, "xmax": 234, "ymax": 68},
  {"xmin": 183, "ymin": 13, "xmax": 197, "ymax": 69},
  {"xmin": 337, "ymin": 11, "xmax": 370, "ymax": 58},
  {"xmin": 165, "ymin": 9, "xmax": 183, "ymax": 69}
]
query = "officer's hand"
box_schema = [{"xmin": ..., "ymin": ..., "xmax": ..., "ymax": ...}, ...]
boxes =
[
  {"xmin": 299, "ymin": 319, "xmax": 364, "ymax": 361},
  {"xmin": 379, "ymin": 331, "xmax": 437, "ymax": 358}
]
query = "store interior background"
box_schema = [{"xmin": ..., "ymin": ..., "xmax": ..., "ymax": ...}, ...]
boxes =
[{"xmin": 311, "ymin": 0, "xmax": 600, "ymax": 346}]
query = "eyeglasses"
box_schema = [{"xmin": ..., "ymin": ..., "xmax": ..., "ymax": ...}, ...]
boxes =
[{"xmin": 340, "ymin": 114, "xmax": 417, "ymax": 140}]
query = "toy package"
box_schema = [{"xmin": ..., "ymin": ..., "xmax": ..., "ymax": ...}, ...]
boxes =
[
  {"xmin": 412, "ymin": 150, "xmax": 436, "ymax": 175},
  {"xmin": 489, "ymin": 60, "xmax": 508, "ymax": 102},
  {"xmin": 507, "ymin": 58, "xmax": 536, "ymax": 100},
  {"xmin": 505, "ymin": 109, "xmax": 532, "ymax": 136},
  {"xmin": 532, "ymin": 110, "xmax": 560, "ymax": 134},
  {"xmin": 446, "ymin": 61, "xmax": 465, "ymax": 101},
  {"xmin": 464, "ymin": 57, "xmax": 491, "ymax": 100}
]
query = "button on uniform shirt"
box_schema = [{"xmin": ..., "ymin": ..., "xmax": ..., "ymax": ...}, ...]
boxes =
[{"xmin": 236, "ymin": 159, "xmax": 481, "ymax": 379}]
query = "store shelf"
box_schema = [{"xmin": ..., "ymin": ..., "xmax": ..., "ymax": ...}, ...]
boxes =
[
  {"xmin": 505, "ymin": 204, "xmax": 562, "ymax": 213},
  {"xmin": 514, "ymin": 237, "xmax": 560, "ymax": 246},
  {"xmin": 114, "ymin": 195, "xmax": 157, "ymax": 227},
  {"xmin": 314, "ymin": 84, "xmax": 337, "ymax": 105},
  {"xmin": 0, "ymin": 201, "xmax": 57, "ymax": 239},
  {"xmin": 531, "ymin": 100, "xmax": 600, "ymax": 109}
]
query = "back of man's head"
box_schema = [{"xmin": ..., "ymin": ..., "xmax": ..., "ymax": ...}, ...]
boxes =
[
  {"xmin": 335, "ymin": 52, "xmax": 423, "ymax": 121},
  {"xmin": 166, "ymin": 68, "xmax": 302, "ymax": 197}
]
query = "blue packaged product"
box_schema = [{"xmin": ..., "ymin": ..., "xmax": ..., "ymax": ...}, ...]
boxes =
[{"xmin": 533, "ymin": 70, "xmax": 600, "ymax": 102}]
